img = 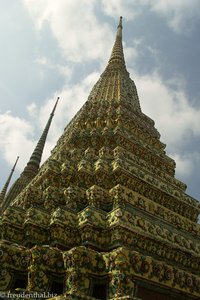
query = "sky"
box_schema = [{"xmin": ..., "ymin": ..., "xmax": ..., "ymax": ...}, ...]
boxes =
[{"xmin": 0, "ymin": 0, "xmax": 200, "ymax": 201}]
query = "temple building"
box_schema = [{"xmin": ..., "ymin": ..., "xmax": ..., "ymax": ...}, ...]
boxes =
[{"xmin": 0, "ymin": 17, "xmax": 200, "ymax": 300}]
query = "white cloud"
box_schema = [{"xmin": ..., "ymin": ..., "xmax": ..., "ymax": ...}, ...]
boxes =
[
  {"xmin": 131, "ymin": 71, "xmax": 200, "ymax": 179},
  {"xmin": 124, "ymin": 46, "xmax": 138, "ymax": 64},
  {"xmin": 134, "ymin": 72, "xmax": 200, "ymax": 147},
  {"xmin": 0, "ymin": 112, "xmax": 35, "ymax": 171},
  {"xmin": 35, "ymin": 56, "xmax": 72, "ymax": 79},
  {"xmin": 101, "ymin": 0, "xmax": 200, "ymax": 33},
  {"xmin": 101, "ymin": 0, "xmax": 141, "ymax": 20},
  {"xmin": 23, "ymin": 0, "xmax": 113, "ymax": 63},
  {"xmin": 35, "ymin": 56, "xmax": 48, "ymax": 66},
  {"xmin": 26, "ymin": 102, "xmax": 37, "ymax": 118},
  {"xmin": 171, "ymin": 153, "xmax": 197, "ymax": 178},
  {"xmin": 149, "ymin": 0, "xmax": 200, "ymax": 33}
]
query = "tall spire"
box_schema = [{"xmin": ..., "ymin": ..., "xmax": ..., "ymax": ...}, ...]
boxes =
[
  {"xmin": 107, "ymin": 16, "xmax": 126, "ymax": 68},
  {"xmin": 1, "ymin": 97, "xmax": 59, "ymax": 212},
  {"xmin": 23, "ymin": 96, "xmax": 59, "ymax": 173},
  {"xmin": 88, "ymin": 17, "xmax": 141, "ymax": 111},
  {"xmin": 0, "ymin": 156, "xmax": 19, "ymax": 206}
]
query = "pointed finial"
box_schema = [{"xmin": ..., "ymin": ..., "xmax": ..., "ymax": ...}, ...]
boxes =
[
  {"xmin": 116, "ymin": 16, "xmax": 123, "ymax": 38},
  {"xmin": 11, "ymin": 156, "xmax": 19, "ymax": 172},
  {"xmin": 118, "ymin": 16, "xmax": 123, "ymax": 27},
  {"xmin": 51, "ymin": 97, "xmax": 59, "ymax": 116},
  {"xmin": 0, "ymin": 156, "xmax": 19, "ymax": 206},
  {"xmin": 105, "ymin": 16, "xmax": 126, "ymax": 69}
]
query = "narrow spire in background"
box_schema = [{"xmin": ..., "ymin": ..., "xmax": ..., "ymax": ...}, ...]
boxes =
[
  {"xmin": 24, "ymin": 96, "xmax": 59, "ymax": 170},
  {"xmin": 0, "ymin": 156, "xmax": 19, "ymax": 206},
  {"xmin": 1, "ymin": 97, "xmax": 59, "ymax": 212}
]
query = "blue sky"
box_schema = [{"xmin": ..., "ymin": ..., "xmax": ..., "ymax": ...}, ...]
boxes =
[{"xmin": 0, "ymin": 0, "xmax": 200, "ymax": 201}]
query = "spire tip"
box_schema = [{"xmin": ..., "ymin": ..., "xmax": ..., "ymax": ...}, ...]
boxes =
[
  {"xmin": 51, "ymin": 97, "xmax": 60, "ymax": 116},
  {"xmin": 118, "ymin": 16, "xmax": 123, "ymax": 28}
]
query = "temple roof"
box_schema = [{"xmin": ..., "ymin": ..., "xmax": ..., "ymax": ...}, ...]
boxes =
[{"xmin": 10, "ymin": 16, "xmax": 199, "ymax": 221}]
